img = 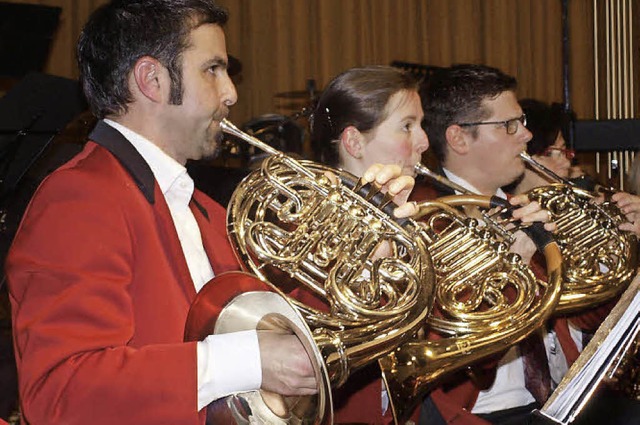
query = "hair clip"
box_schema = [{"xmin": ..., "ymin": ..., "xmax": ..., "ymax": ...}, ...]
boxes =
[{"xmin": 324, "ymin": 107, "xmax": 335, "ymax": 134}]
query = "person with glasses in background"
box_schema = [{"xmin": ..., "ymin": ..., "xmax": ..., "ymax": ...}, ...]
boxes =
[
  {"xmin": 508, "ymin": 99, "xmax": 583, "ymax": 196},
  {"xmin": 513, "ymin": 98, "xmax": 640, "ymax": 238},
  {"xmin": 513, "ymin": 98, "xmax": 640, "ymax": 425},
  {"xmin": 416, "ymin": 64, "xmax": 612, "ymax": 425}
]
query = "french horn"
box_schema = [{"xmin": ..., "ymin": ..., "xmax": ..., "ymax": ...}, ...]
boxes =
[
  {"xmin": 185, "ymin": 119, "xmax": 436, "ymax": 424},
  {"xmin": 519, "ymin": 151, "xmax": 638, "ymax": 312},
  {"xmin": 415, "ymin": 157, "xmax": 638, "ymax": 312},
  {"xmin": 379, "ymin": 163, "xmax": 564, "ymax": 423}
]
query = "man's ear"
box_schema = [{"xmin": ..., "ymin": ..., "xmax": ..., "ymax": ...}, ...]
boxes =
[
  {"xmin": 445, "ymin": 124, "xmax": 471, "ymax": 155},
  {"xmin": 132, "ymin": 56, "xmax": 165, "ymax": 103},
  {"xmin": 340, "ymin": 126, "xmax": 364, "ymax": 159}
]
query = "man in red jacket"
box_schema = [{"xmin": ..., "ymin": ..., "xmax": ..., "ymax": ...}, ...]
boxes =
[{"xmin": 5, "ymin": 1, "xmax": 416, "ymax": 424}]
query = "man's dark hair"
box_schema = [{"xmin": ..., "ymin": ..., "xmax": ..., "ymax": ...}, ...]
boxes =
[
  {"xmin": 310, "ymin": 65, "xmax": 421, "ymax": 167},
  {"xmin": 421, "ymin": 64, "xmax": 517, "ymax": 163},
  {"xmin": 77, "ymin": 0, "xmax": 228, "ymax": 119}
]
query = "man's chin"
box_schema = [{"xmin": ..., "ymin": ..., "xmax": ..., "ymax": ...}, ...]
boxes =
[
  {"xmin": 200, "ymin": 131, "xmax": 225, "ymax": 161},
  {"xmin": 500, "ymin": 163, "xmax": 525, "ymax": 187}
]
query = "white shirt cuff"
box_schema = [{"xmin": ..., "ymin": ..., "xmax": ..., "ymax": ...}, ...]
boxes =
[{"xmin": 196, "ymin": 329, "xmax": 262, "ymax": 410}]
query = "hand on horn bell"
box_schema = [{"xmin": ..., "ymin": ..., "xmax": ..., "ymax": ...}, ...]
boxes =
[{"xmin": 258, "ymin": 331, "xmax": 318, "ymax": 396}]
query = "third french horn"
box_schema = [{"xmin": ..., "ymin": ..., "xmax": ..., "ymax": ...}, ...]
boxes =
[{"xmin": 519, "ymin": 151, "xmax": 638, "ymax": 312}]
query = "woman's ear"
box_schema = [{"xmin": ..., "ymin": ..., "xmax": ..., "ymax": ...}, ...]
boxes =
[
  {"xmin": 132, "ymin": 56, "xmax": 166, "ymax": 103},
  {"xmin": 340, "ymin": 126, "xmax": 364, "ymax": 159},
  {"xmin": 445, "ymin": 124, "xmax": 471, "ymax": 155}
]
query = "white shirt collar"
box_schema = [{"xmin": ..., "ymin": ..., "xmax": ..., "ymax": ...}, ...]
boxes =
[
  {"xmin": 442, "ymin": 167, "xmax": 507, "ymax": 199},
  {"xmin": 103, "ymin": 119, "xmax": 193, "ymax": 205}
]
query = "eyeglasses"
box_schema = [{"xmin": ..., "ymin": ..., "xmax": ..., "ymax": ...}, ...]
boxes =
[
  {"xmin": 458, "ymin": 114, "xmax": 527, "ymax": 135},
  {"xmin": 542, "ymin": 147, "xmax": 576, "ymax": 160}
]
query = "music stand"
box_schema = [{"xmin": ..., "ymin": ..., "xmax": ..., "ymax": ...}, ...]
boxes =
[
  {"xmin": 0, "ymin": 5, "xmax": 66, "ymax": 418},
  {"xmin": 0, "ymin": 74, "xmax": 88, "ymax": 282},
  {"xmin": 0, "ymin": 73, "xmax": 88, "ymax": 200}
]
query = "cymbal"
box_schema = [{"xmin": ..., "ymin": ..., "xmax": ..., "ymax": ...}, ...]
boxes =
[{"xmin": 274, "ymin": 90, "xmax": 321, "ymax": 99}]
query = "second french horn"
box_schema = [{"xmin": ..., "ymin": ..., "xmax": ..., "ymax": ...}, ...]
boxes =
[{"xmin": 380, "ymin": 165, "xmax": 564, "ymax": 422}]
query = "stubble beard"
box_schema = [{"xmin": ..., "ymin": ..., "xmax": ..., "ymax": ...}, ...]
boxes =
[{"xmin": 199, "ymin": 127, "xmax": 224, "ymax": 161}]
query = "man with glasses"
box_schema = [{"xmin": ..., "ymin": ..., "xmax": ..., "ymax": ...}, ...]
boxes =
[
  {"xmin": 458, "ymin": 113, "xmax": 527, "ymax": 136},
  {"xmin": 415, "ymin": 64, "xmax": 598, "ymax": 425},
  {"xmin": 421, "ymin": 64, "xmax": 532, "ymax": 198}
]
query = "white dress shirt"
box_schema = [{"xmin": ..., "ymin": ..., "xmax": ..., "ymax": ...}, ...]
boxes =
[{"xmin": 104, "ymin": 120, "xmax": 262, "ymax": 410}]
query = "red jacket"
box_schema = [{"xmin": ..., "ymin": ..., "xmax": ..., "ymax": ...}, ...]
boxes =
[{"xmin": 6, "ymin": 121, "xmax": 239, "ymax": 425}]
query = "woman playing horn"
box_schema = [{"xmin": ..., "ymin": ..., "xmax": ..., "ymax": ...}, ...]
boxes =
[
  {"xmin": 308, "ymin": 65, "xmax": 428, "ymax": 425},
  {"xmin": 309, "ymin": 65, "xmax": 554, "ymax": 425}
]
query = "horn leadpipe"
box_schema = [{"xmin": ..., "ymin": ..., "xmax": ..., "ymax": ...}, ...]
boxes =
[
  {"xmin": 518, "ymin": 151, "xmax": 597, "ymax": 195},
  {"xmin": 221, "ymin": 118, "xmax": 280, "ymax": 156},
  {"xmin": 414, "ymin": 163, "xmax": 511, "ymax": 210},
  {"xmin": 520, "ymin": 151, "xmax": 622, "ymax": 201},
  {"xmin": 414, "ymin": 163, "xmax": 471, "ymax": 195},
  {"xmin": 413, "ymin": 163, "xmax": 520, "ymax": 243},
  {"xmin": 221, "ymin": 118, "xmax": 320, "ymax": 181}
]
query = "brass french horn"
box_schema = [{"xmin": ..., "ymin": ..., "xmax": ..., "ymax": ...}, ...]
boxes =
[
  {"xmin": 414, "ymin": 157, "xmax": 638, "ymax": 312},
  {"xmin": 185, "ymin": 119, "xmax": 436, "ymax": 424},
  {"xmin": 379, "ymin": 163, "xmax": 565, "ymax": 423},
  {"xmin": 519, "ymin": 151, "xmax": 638, "ymax": 312}
]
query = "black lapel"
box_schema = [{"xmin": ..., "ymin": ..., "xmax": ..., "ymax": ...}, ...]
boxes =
[
  {"xmin": 191, "ymin": 197, "xmax": 209, "ymax": 221},
  {"xmin": 89, "ymin": 120, "xmax": 156, "ymax": 204}
]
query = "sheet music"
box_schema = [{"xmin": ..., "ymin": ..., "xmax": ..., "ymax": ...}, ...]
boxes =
[{"xmin": 536, "ymin": 273, "xmax": 640, "ymax": 425}]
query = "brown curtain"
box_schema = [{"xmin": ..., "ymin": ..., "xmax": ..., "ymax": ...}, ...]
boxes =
[
  {"xmin": 4, "ymin": 0, "xmax": 631, "ymax": 125},
  {"xmin": 218, "ymin": 0, "xmax": 596, "ymax": 124}
]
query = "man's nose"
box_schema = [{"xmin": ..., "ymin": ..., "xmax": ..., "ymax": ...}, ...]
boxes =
[
  {"xmin": 221, "ymin": 74, "xmax": 238, "ymax": 107},
  {"xmin": 521, "ymin": 126, "xmax": 533, "ymax": 144}
]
